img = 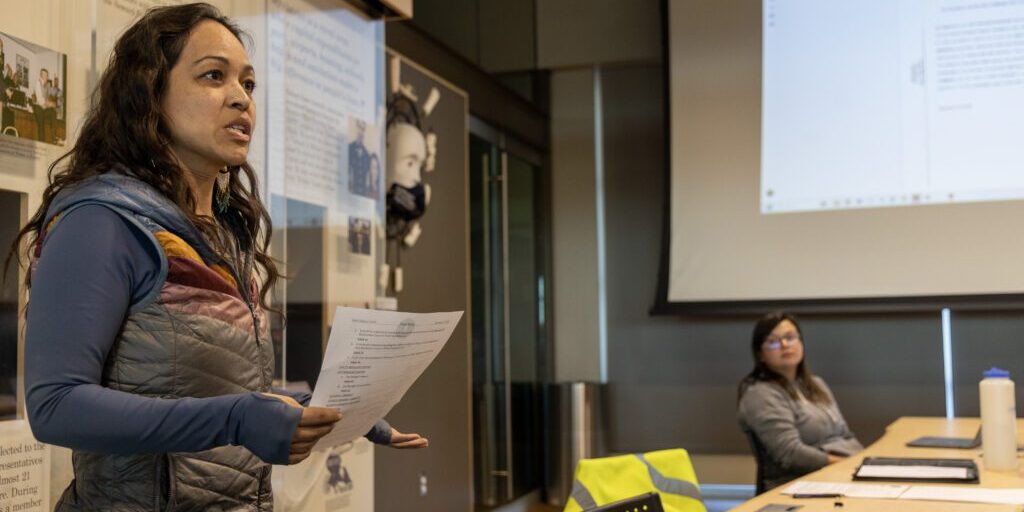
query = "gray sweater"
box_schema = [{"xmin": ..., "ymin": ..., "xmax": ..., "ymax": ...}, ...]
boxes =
[{"xmin": 737, "ymin": 376, "xmax": 863, "ymax": 490}]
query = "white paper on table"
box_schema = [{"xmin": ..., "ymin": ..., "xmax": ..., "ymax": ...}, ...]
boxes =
[
  {"xmin": 855, "ymin": 465, "xmax": 969, "ymax": 480},
  {"xmin": 899, "ymin": 485, "xmax": 1024, "ymax": 505},
  {"xmin": 309, "ymin": 307, "xmax": 464, "ymax": 448},
  {"xmin": 781, "ymin": 480, "xmax": 909, "ymax": 499}
]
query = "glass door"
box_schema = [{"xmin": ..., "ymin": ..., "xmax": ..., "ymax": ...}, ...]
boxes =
[
  {"xmin": 505, "ymin": 152, "xmax": 545, "ymax": 500},
  {"xmin": 471, "ymin": 122, "xmax": 547, "ymax": 508},
  {"xmin": 471, "ymin": 133, "xmax": 507, "ymax": 506}
]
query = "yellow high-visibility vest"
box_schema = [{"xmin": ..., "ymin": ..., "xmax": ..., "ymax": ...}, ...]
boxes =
[{"xmin": 564, "ymin": 449, "xmax": 706, "ymax": 512}]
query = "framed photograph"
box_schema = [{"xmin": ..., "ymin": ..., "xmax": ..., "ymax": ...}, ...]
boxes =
[
  {"xmin": 348, "ymin": 217, "xmax": 371, "ymax": 256},
  {"xmin": 1, "ymin": 31, "xmax": 68, "ymax": 145},
  {"xmin": 347, "ymin": 117, "xmax": 381, "ymax": 200}
]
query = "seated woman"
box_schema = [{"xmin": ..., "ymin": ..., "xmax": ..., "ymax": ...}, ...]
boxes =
[{"xmin": 737, "ymin": 312, "xmax": 863, "ymax": 491}]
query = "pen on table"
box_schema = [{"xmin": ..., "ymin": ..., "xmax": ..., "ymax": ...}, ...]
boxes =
[{"xmin": 792, "ymin": 493, "xmax": 842, "ymax": 499}]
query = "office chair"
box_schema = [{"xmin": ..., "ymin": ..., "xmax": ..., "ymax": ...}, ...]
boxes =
[
  {"xmin": 586, "ymin": 492, "xmax": 664, "ymax": 512},
  {"xmin": 741, "ymin": 426, "xmax": 769, "ymax": 495}
]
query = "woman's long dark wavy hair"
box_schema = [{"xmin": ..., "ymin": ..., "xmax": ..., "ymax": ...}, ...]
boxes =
[
  {"xmin": 4, "ymin": 2, "xmax": 279, "ymax": 311},
  {"xmin": 738, "ymin": 312, "xmax": 829, "ymax": 405}
]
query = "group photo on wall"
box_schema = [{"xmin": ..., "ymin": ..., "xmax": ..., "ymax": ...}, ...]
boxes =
[{"xmin": 0, "ymin": 31, "xmax": 67, "ymax": 146}]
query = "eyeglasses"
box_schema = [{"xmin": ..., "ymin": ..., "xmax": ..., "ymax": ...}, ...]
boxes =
[{"xmin": 763, "ymin": 333, "xmax": 801, "ymax": 351}]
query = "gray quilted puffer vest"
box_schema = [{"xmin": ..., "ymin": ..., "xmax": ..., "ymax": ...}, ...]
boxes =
[{"xmin": 38, "ymin": 174, "xmax": 276, "ymax": 511}]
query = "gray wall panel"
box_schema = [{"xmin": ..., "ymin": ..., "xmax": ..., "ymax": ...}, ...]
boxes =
[
  {"xmin": 375, "ymin": 52, "xmax": 472, "ymax": 512},
  {"xmin": 951, "ymin": 312, "xmax": 1024, "ymax": 417},
  {"xmin": 551, "ymin": 67, "xmax": 601, "ymax": 383}
]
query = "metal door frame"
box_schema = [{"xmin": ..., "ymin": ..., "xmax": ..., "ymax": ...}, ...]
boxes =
[{"xmin": 470, "ymin": 115, "xmax": 550, "ymax": 506}]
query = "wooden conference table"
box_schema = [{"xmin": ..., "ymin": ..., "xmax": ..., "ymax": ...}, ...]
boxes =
[{"xmin": 733, "ymin": 417, "xmax": 1024, "ymax": 512}]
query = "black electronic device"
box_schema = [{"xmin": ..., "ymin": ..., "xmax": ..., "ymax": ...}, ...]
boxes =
[
  {"xmin": 586, "ymin": 492, "xmax": 665, "ymax": 512},
  {"xmin": 754, "ymin": 506, "xmax": 803, "ymax": 512},
  {"xmin": 906, "ymin": 427, "xmax": 981, "ymax": 449}
]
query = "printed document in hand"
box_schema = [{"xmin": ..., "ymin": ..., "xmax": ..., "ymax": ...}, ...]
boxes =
[{"xmin": 310, "ymin": 307, "xmax": 463, "ymax": 448}]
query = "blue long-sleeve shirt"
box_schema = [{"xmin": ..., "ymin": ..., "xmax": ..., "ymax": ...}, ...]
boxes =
[{"xmin": 25, "ymin": 205, "xmax": 389, "ymax": 465}]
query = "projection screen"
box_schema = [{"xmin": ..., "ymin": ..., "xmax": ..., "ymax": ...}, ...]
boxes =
[{"xmin": 666, "ymin": 0, "xmax": 1024, "ymax": 307}]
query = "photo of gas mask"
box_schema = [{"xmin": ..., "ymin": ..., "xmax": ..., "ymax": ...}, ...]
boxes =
[
  {"xmin": 385, "ymin": 115, "xmax": 430, "ymax": 245},
  {"xmin": 385, "ymin": 74, "xmax": 440, "ymax": 248},
  {"xmin": 383, "ymin": 53, "xmax": 443, "ymax": 293}
]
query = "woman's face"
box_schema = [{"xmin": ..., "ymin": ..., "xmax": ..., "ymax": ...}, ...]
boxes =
[
  {"xmin": 759, "ymin": 319, "xmax": 804, "ymax": 377},
  {"xmin": 162, "ymin": 20, "xmax": 255, "ymax": 177}
]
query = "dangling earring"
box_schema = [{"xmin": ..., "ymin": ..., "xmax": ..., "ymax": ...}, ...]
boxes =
[{"xmin": 216, "ymin": 168, "xmax": 231, "ymax": 214}]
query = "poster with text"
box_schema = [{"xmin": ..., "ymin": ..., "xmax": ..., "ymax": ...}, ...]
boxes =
[
  {"xmin": 0, "ymin": 421, "xmax": 49, "ymax": 512},
  {"xmin": 266, "ymin": 0, "xmax": 385, "ymax": 309}
]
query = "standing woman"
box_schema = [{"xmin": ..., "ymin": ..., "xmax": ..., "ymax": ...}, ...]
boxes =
[
  {"xmin": 7, "ymin": 4, "xmax": 424, "ymax": 510},
  {"xmin": 737, "ymin": 312, "xmax": 862, "ymax": 491}
]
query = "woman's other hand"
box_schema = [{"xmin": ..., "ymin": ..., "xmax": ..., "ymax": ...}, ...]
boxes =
[
  {"xmin": 389, "ymin": 428, "xmax": 428, "ymax": 449},
  {"xmin": 826, "ymin": 453, "xmax": 846, "ymax": 464}
]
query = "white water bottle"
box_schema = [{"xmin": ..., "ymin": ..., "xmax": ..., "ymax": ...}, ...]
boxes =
[{"xmin": 980, "ymin": 368, "xmax": 1017, "ymax": 471}]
